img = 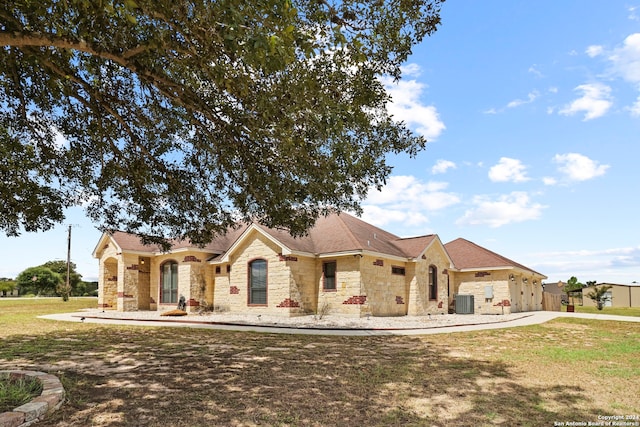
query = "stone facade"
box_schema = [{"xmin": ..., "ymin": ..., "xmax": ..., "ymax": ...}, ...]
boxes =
[{"xmin": 407, "ymin": 244, "xmax": 451, "ymax": 316}]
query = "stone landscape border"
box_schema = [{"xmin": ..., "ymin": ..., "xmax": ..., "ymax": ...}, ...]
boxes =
[{"xmin": 0, "ymin": 370, "xmax": 65, "ymax": 427}]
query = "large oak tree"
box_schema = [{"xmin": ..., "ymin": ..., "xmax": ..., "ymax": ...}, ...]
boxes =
[{"xmin": 0, "ymin": 0, "xmax": 443, "ymax": 246}]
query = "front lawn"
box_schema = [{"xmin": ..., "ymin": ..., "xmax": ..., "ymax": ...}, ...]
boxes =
[
  {"xmin": 0, "ymin": 299, "xmax": 638, "ymax": 426},
  {"xmin": 564, "ymin": 304, "xmax": 640, "ymax": 317}
]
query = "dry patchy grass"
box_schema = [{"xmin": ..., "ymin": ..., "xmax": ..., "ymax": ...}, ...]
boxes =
[{"xmin": 0, "ymin": 299, "xmax": 638, "ymax": 426}]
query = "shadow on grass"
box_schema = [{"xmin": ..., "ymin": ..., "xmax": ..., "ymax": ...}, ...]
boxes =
[{"xmin": 0, "ymin": 326, "xmax": 611, "ymax": 427}]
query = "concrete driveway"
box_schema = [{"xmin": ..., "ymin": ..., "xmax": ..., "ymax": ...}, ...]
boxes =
[{"xmin": 39, "ymin": 310, "xmax": 640, "ymax": 336}]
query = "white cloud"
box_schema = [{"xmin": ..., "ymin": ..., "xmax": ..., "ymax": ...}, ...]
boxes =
[
  {"xmin": 488, "ymin": 157, "xmax": 530, "ymax": 183},
  {"xmin": 362, "ymin": 175, "xmax": 460, "ymax": 228},
  {"xmin": 54, "ymin": 128, "xmax": 68, "ymax": 148},
  {"xmin": 401, "ymin": 63, "xmax": 422, "ymax": 77},
  {"xmin": 382, "ymin": 64, "xmax": 446, "ymax": 140},
  {"xmin": 365, "ymin": 175, "xmax": 460, "ymax": 210},
  {"xmin": 456, "ymin": 192, "xmax": 545, "ymax": 228},
  {"xmin": 630, "ymin": 96, "xmax": 640, "ymax": 116},
  {"xmin": 528, "ymin": 65, "xmax": 544, "ymax": 78},
  {"xmin": 559, "ymin": 83, "xmax": 613, "ymax": 120},
  {"xmin": 431, "ymin": 159, "xmax": 457, "ymax": 174},
  {"xmin": 486, "ymin": 90, "xmax": 540, "ymax": 114},
  {"xmin": 608, "ymin": 33, "xmax": 640, "ymax": 84},
  {"xmin": 360, "ymin": 205, "xmax": 429, "ymax": 228},
  {"xmin": 542, "ymin": 176, "xmax": 557, "ymax": 186},
  {"xmin": 553, "ymin": 153, "xmax": 610, "ymax": 181},
  {"xmin": 586, "ymin": 45, "xmax": 604, "ymax": 57},
  {"xmin": 506, "ymin": 91, "xmax": 540, "ymax": 108}
]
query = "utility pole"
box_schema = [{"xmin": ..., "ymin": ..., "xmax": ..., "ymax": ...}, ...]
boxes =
[{"xmin": 65, "ymin": 224, "xmax": 71, "ymax": 301}]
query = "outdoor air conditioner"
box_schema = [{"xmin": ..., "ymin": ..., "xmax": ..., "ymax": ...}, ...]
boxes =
[{"xmin": 455, "ymin": 294, "xmax": 475, "ymax": 314}]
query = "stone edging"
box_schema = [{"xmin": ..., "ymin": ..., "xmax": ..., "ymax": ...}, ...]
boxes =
[{"xmin": 0, "ymin": 370, "xmax": 65, "ymax": 427}]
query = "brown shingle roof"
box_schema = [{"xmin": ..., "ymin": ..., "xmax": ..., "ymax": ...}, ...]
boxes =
[
  {"xmin": 444, "ymin": 238, "xmax": 545, "ymax": 276},
  {"xmin": 104, "ymin": 213, "xmax": 439, "ymax": 259},
  {"xmin": 109, "ymin": 231, "xmax": 162, "ymax": 252},
  {"xmin": 250, "ymin": 212, "xmax": 409, "ymax": 257},
  {"xmin": 108, "ymin": 226, "xmax": 249, "ymax": 254},
  {"xmin": 391, "ymin": 235, "xmax": 438, "ymax": 259},
  {"xmin": 104, "ymin": 215, "xmax": 544, "ymax": 277}
]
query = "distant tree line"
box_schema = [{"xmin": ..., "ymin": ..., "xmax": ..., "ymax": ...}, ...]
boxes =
[{"xmin": 1, "ymin": 261, "xmax": 97, "ymax": 299}]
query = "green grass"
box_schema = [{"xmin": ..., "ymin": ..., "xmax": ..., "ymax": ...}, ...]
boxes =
[
  {"xmin": 565, "ymin": 305, "xmax": 640, "ymax": 317},
  {"xmin": 0, "ymin": 372, "xmax": 43, "ymax": 413},
  {"xmin": 0, "ymin": 299, "xmax": 638, "ymax": 426},
  {"xmin": 0, "ymin": 297, "xmax": 97, "ymax": 337}
]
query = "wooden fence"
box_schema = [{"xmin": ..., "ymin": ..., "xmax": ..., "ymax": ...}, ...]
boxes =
[{"xmin": 542, "ymin": 292, "xmax": 562, "ymax": 311}]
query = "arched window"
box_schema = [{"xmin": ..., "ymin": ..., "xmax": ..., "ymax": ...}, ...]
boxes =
[
  {"xmin": 248, "ymin": 259, "xmax": 267, "ymax": 305},
  {"xmin": 428, "ymin": 265, "xmax": 437, "ymax": 300},
  {"xmin": 160, "ymin": 261, "xmax": 178, "ymax": 304}
]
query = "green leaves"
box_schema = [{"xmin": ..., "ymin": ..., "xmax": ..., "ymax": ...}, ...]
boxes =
[
  {"xmin": 0, "ymin": 0, "xmax": 444, "ymax": 243},
  {"xmin": 15, "ymin": 266, "xmax": 62, "ymax": 296}
]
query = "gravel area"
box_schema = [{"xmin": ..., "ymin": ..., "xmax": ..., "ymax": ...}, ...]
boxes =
[{"xmin": 79, "ymin": 309, "xmax": 533, "ymax": 330}]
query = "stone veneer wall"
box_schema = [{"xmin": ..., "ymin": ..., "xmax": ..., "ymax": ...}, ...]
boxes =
[
  {"xmin": 454, "ymin": 271, "xmax": 512, "ymax": 315},
  {"xmin": 360, "ymin": 255, "xmax": 406, "ymax": 316},
  {"xmin": 225, "ymin": 231, "xmax": 304, "ymax": 316},
  {"xmin": 118, "ymin": 252, "xmax": 140, "ymax": 311},
  {"xmin": 99, "ymin": 257, "xmax": 118, "ymax": 309},
  {"xmin": 451, "ymin": 271, "xmax": 544, "ymax": 314},
  {"xmin": 289, "ymin": 256, "xmax": 318, "ymax": 314},
  {"xmin": 212, "ymin": 265, "xmax": 231, "ymax": 312},
  {"xmin": 97, "ymin": 239, "xmax": 120, "ymax": 309},
  {"xmin": 316, "ymin": 255, "xmax": 367, "ymax": 317},
  {"xmin": 407, "ymin": 245, "xmax": 450, "ymax": 315}
]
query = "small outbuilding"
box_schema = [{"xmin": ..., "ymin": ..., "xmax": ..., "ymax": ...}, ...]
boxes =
[{"xmin": 581, "ymin": 282, "xmax": 640, "ymax": 308}]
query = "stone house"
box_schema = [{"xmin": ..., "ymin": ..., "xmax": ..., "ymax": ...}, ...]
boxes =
[{"xmin": 93, "ymin": 213, "xmax": 546, "ymax": 316}]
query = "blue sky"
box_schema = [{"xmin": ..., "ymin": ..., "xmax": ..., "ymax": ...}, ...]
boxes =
[{"xmin": 1, "ymin": 1, "xmax": 639, "ymax": 285}]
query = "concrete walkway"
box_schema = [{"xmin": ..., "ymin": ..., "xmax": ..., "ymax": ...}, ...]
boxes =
[{"xmin": 39, "ymin": 311, "xmax": 640, "ymax": 336}]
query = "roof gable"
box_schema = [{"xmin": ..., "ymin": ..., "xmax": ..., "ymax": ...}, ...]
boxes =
[
  {"xmin": 215, "ymin": 224, "xmax": 300, "ymax": 263},
  {"xmin": 92, "ymin": 233, "xmax": 121, "ymax": 258},
  {"xmin": 93, "ymin": 226, "xmax": 249, "ymax": 258},
  {"xmin": 391, "ymin": 235, "xmax": 438, "ymax": 259}
]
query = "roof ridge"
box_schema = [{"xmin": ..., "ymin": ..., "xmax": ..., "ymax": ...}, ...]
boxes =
[
  {"xmin": 331, "ymin": 212, "xmax": 364, "ymax": 250},
  {"xmin": 393, "ymin": 234, "xmax": 436, "ymax": 242}
]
